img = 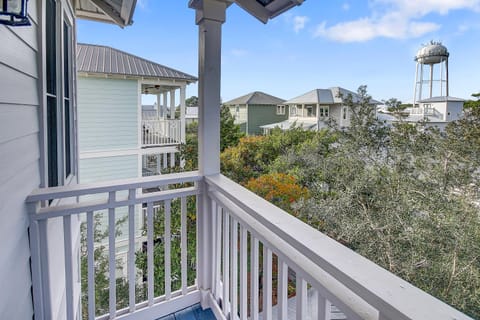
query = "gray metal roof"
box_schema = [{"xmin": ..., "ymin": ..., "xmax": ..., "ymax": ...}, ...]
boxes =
[
  {"xmin": 77, "ymin": 43, "xmax": 197, "ymax": 82},
  {"xmin": 284, "ymin": 87, "xmax": 381, "ymax": 105},
  {"xmin": 223, "ymin": 91, "xmax": 285, "ymax": 105},
  {"xmin": 418, "ymin": 96, "xmax": 465, "ymax": 103}
]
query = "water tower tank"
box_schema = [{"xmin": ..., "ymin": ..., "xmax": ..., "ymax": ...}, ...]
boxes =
[{"xmin": 415, "ymin": 43, "xmax": 449, "ymax": 64}]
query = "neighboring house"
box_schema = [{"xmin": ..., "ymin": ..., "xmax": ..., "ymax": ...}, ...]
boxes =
[
  {"xmin": 77, "ymin": 43, "xmax": 197, "ymax": 180},
  {"xmin": 77, "ymin": 43, "xmax": 196, "ymax": 275},
  {"xmin": 224, "ymin": 91, "xmax": 286, "ymax": 135},
  {"xmin": 186, "ymin": 106, "xmax": 199, "ymax": 125},
  {"xmin": 261, "ymin": 87, "xmax": 380, "ymax": 132},
  {"xmin": 378, "ymin": 97, "xmax": 465, "ymax": 130}
]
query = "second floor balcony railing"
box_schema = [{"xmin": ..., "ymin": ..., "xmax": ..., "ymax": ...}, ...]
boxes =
[
  {"xmin": 26, "ymin": 172, "xmax": 473, "ymax": 320},
  {"xmin": 142, "ymin": 119, "xmax": 182, "ymax": 147}
]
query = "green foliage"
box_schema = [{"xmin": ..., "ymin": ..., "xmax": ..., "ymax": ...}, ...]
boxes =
[
  {"xmin": 220, "ymin": 105, "xmax": 244, "ymax": 152},
  {"xmin": 185, "ymin": 96, "xmax": 198, "ymax": 107},
  {"xmin": 80, "ymin": 214, "xmax": 130, "ymax": 318},
  {"xmin": 135, "ymin": 196, "xmax": 197, "ymax": 299},
  {"xmin": 179, "ymin": 105, "xmax": 244, "ymax": 171},
  {"xmin": 221, "ymin": 86, "xmax": 480, "ymax": 318},
  {"xmin": 221, "ymin": 126, "xmax": 316, "ymax": 184}
]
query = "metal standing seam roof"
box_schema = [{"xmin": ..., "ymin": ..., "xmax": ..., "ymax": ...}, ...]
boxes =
[
  {"xmin": 223, "ymin": 91, "xmax": 285, "ymax": 105},
  {"xmin": 284, "ymin": 87, "xmax": 381, "ymax": 105},
  {"xmin": 76, "ymin": 43, "xmax": 197, "ymax": 82}
]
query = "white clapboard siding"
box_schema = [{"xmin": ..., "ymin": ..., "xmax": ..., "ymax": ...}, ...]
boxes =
[
  {"xmin": 0, "ymin": 8, "xmax": 40, "ymax": 319},
  {"xmin": 77, "ymin": 77, "xmax": 138, "ymax": 152}
]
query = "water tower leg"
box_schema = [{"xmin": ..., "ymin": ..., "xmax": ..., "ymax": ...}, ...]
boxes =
[{"xmin": 429, "ymin": 64, "xmax": 434, "ymax": 98}]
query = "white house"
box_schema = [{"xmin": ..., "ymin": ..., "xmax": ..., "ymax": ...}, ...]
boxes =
[
  {"xmin": 261, "ymin": 87, "xmax": 380, "ymax": 133},
  {"xmin": 0, "ymin": 1, "xmax": 474, "ymax": 320}
]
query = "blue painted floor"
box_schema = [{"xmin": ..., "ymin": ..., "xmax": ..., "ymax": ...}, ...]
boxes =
[{"xmin": 157, "ymin": 304, "xmax": 216, "ymax": 320}]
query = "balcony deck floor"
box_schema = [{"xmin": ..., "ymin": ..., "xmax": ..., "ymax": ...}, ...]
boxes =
[{"xmin": 156, "ymin": 304, "xmax": 216, "ymax": 320}]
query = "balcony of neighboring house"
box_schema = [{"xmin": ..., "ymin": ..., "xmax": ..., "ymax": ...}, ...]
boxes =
[
  {"xmin": 141, "ymin": 95, "xmax": 183, "ymax": 148},
  {"xmin": 26, "ymin": 172, "xmax": 473, "ymax": 320}
]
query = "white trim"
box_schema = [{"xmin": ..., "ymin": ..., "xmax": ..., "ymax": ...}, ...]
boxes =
[
  {"xmin": 79, "ymin": 148, "xmax": 141, "ymax": 159},
  {"xmin": 79, "ymin": 146, "xmax": 180, "ymax": 159},
  {"xmin": 137, "ymin": 79, "xmax": 142, "ymax": 149}
]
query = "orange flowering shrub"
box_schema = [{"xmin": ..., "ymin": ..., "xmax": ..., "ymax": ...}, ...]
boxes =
[{"xmin": 245, "ymin": 173, "xmax": 309, "ymax": 214}]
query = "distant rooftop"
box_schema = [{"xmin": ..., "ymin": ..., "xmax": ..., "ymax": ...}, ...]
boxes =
[
  {"xmin": 418, "ymin": 96, "xmax": 465, "ymax": 103},
  {"xmin": 223, "ymin": 91, "xmax": 285, "ymax": 105},
  {"xmin": 77, "ymin": 43, "xmax": 197, "ymax": 82},
  {"xmin": 285, "ymin": 87, "xmax": 381, "ymax": 105}
]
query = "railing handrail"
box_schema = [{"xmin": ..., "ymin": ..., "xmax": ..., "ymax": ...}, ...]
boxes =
[
  {"xmin": 142, "ymin": 119, "xmax": 181, "ymax": 123},
  {"xmin": 26, "ymin": 171, "xmax": 201, "ymax": 203},
  {"xmin": 205, "ymin": 173, "xmax": 473, "ymax": 320}
]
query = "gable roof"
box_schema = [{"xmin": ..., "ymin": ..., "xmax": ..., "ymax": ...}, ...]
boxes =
[
  {"xmin": 77, "ymin": 43, "xmax": 197, "ymax": 82},
  {"xmin": 284, "ymin": 87, "xmax": 381, "ymax": 105},
  {"xmin": 223, "ymin": 91, "xmax": 285, "ymax": 105}
]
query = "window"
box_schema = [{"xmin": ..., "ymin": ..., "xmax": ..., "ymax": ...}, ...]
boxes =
[
  {"xmin": 44, "ymin": 0, "xmax": 75, "ymax": 187},
  {"xmin": 290, "ymin": 105, "xmax": 297, "ymax": 116},
  {"xmin": 342, "ymin": 106, "xmax": 348, "ymax": 120},
  {"xmin": 306, "ymin": 105, "xmax": 316, "ymax": 117},
  {"xmin": 276, "ymin": 105, "xmax": 285, "ymax": 115},
  {"xmin": 319, "ymin": 106, "xmax": 329, "ymax": 118}
]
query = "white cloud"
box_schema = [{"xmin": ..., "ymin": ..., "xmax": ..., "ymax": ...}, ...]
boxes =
[
  {"xmin": 342, "ymin": 3, "xmax": 350, "ymax": 11},
  {"xmin": 313, "ymin": 0, "xmax": 480, "ymax": 42},
  {"xmin": 293, "ymin": 15, "xmax": 309, "ymax": 33}
]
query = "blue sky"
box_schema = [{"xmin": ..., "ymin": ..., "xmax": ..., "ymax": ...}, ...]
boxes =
[{"xmin": 77, "ymin": 0, "xmax": 480, "ymax": 104}]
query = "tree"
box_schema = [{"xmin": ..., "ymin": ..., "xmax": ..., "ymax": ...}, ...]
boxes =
[
  {"xmin": 245, "ymin": 173, "xmax": 309, "ymax": 214},
  {"xmin": 80, "ymin": 215, "xmax": 130, "ymax": 319},
  {"xmin": 179, "ymin": 105, "xmax": 244, "ymax": 170},
  {"xmin": 185, "ymin": 96, "xmax": 198, "ymax": 107},
  {"xmin": 220, "ymin": 105, "xmax": 244, "ymax": 151}
]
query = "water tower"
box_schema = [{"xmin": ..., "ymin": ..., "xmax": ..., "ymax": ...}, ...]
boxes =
[{"xmin": 413, "ymin": 41, "xmax": 449, "ymax": 107}]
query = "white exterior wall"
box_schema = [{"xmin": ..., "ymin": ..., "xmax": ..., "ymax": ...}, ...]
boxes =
[
  {"xmin": 0, "ymin": 1, "xmax": 40, "ymax": 319},
  {"xmin": 446, "ymin": 101, "xmax": 463, "ymax": 121},
  {"xmin": 78, "ymin": 77, "xmax": 138, "ymax": 152}
]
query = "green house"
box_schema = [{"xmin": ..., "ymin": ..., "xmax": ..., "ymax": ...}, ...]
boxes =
[{"xmin": 224, "ymin": 91, "xmax": 287, "ymax": 135}]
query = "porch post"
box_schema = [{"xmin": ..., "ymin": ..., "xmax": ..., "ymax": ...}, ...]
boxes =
[
  {"xmin": 191, "ymin": 0, "xmax": 226, "ymax": 308},
  {"xmin": 180, "ymin": 85, "xmax": 186, "ymax": 144},
  {"xmin": 163, "ymin": 93, "xmax": 168, "ymax": 119},
  {"xmin": 157, "ymin": 93, "xmax": 160, "ymax": 120},
  {"xmin": 170, "ymin": 89, "xmax": 176, "ymax": 120}
]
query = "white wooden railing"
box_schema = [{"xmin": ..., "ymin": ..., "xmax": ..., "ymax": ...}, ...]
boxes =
[
  {"xmin": 203, "ymin": 174, "xmax": 473, "ymax": 320},
  {"xmin": 27, "ymin": 172, "xmax": 202, "ymax": 320},
  {"xmin": 142, "ymin": 119, "xmax": 181, "ymax": 147},
  {"xmin": 26, "ymin": 173, "xmax": 473, "ymax": 320}
]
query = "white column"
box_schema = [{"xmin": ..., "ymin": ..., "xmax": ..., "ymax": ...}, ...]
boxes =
[
  {"xmin": 170, "ymin": 89, "xmax": 176, "ymax": 120},
  {"xmin": 180, "ymin": 85, "xmax": 186, "ymax": 144},
  {"xmin": 157, "ymin": 93, "xmax": 160, "ymax": 120},
  {"xmin": 191, "ymin": 0, "xmax": 226, "ymax": 308},
  {"xmin": 163, "ymin": 93, "xmax": 168, "ymax": 119}
]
